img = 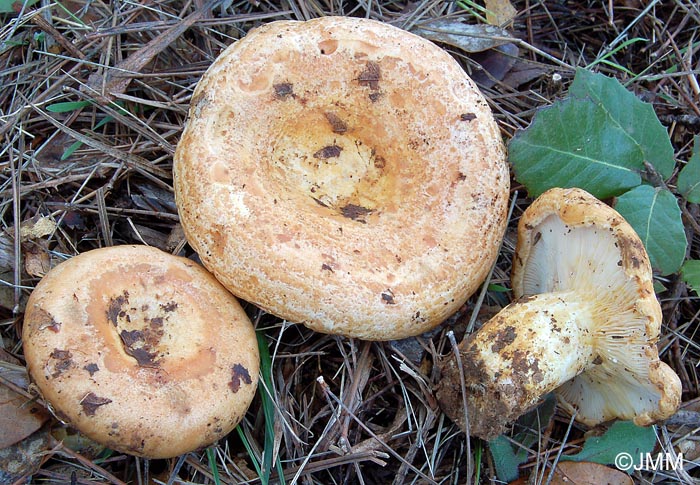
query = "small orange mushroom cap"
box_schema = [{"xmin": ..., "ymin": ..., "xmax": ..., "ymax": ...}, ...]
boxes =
[{"xmin": 23, "ymin": 245, "xmax": 259, "ymax": 458}]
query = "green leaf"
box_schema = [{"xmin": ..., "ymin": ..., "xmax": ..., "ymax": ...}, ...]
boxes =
[
  {"xmin": 509, "ymin": 96, "xmax": 643, "ymax": 199},
  {"xmin": 490, "ymin": 394, "xmax": 557, "ymax": 482},
  {"xmin": 1, "ymin": 40, "xmax": 27, "ymax": 48},
  {"xmin": 490, "ymin": 435, "xmax": 523, "ymax": 483},
  {"xmin": 614, "ymin": 185, "xmax": 687, "ymax": 276},
  {"xmin": 60, "ymin": 140, "xmax": 82, "ymax": 161},
  {"xmin": 59, "ymin": 115, "xmax": 115, "ymax": 160},
  {"xmin": 569, "ymin": 69, "xmax": 675, "ymax": 179},
  {"xmin": 653, "ymin": 280, "xmax": 668, "ymax": 294},
  {"xmin": 560, "ymin": 421, "xmax": 656, "ymax": 466},
  {"xmin": 509, "ymin": 69, "xmax": 676, "ymax": 200},
  {"xmin": 678, "ymin": 135, "xmax": 700, "ymax": 203},
  {"xmin": 681, "ymin": 260, "xmax": 700, "ymax": 295},
  {"xmin": 0, "ymin": 0, "xmax": 39, "ymax": 13},
  {"xmin": 94, "ymin": 115, "xmax": 114, "ymax": 130},
  {"xmin": 46, "ymin": 100, "xmax": 92, "ymax": 113},
  {"xmin": 487, "ymin": 283, "xmax": 510, "ymax": 293}
]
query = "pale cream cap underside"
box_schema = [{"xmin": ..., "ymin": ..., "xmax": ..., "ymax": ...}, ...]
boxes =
[
  {"xmin": 513, "ymin": 188, "xmax": 681, "ymax": 427},
  {"xmin": 174, "ymin": 16, "xmax": 510, "ymax": 340},
  {"xmin": 22, "ymin": 245, "xmax": 259, "ymax": 458}
]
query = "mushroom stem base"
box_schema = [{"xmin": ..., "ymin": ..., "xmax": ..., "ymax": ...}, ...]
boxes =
[{"xmin": 437, "ymin": 291, "xmax": 595, "ymax": 440}]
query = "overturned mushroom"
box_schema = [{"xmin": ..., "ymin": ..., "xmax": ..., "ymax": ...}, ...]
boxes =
[
  {"xmin": 22, "ymin": 245, "xmax": 259, "ymax": 458},
  {"xmin": 173, "ymin": 16, "xmax": 509, "ymax": 340},
  {"xmin": 437, "ymin": 188, "xmax": 682, "ymax": 440}
]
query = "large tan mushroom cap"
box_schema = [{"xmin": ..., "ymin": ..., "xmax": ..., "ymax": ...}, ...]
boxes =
[
  {"xmin": 174, "ymin": 16, "xmax": 509, "ymax": 340},
  {"xmin": 22, "ymin": 245, "xmax": 259, "ymax": 459}
]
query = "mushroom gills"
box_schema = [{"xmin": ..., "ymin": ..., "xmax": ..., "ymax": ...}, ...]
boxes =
[
  {"xmin": 518, "ymin": 213, "xmax": 679, "ymax": 426},
  {"xmin": 519, "ymin": 214, "xmax": 637, "ymax": 296},
  {"xmin": 437, "ymin": 188, "xmax": 682, "ymax": 440}
]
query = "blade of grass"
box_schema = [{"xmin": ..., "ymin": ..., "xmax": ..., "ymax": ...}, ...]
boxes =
[
  {"xmin": 54, "ymin": 0, "xmax": 90, "ymax": 28},
  {"xmin": 236, "ymin": 425, "xmax": 263, "ymax": 478},
  {"xmin": 586, "ymin": 37, "xmax": 647, "ymax": 75},
  {"xmin": 31, "ymin": 102, "xmax": 170, "ymax": 177},
  {"xmin": 46, "ymin": 100, "xmax": 92, "ymax": 113},
  {"xmin": 46, "ymin": 100, "xmax": 127, "ymax": 161},
  {"xmin": 60, "ymin": 140, "xmax": 83, "ymax": 160},
  {"xmin": 61, "ymin": 115, "xmax": 115, "ymax": 160},
  {"xmin": 455, "ymin": 0, "xmax": 488, "ymax": 23},
  {"xmin": 474, "ymin": 440, "xmax": 482, "ymax": 483},
  {"xmin": 206, "ymin": 447, "xmax": 221, "ymax": 485},
  {"xmin": 257, "ymin": 331, "xmax": 286, "ymax": 485}
]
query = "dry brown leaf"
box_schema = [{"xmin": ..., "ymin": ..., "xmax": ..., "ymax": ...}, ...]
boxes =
[
  {"xmin": 667, "ymin": 407, "xmax": 700, "ymax": 462},
  {"xmin": 166, "ymin": 223, "xmax": 187, "ymax": 253},
  {"xmin": 485, "ymin": 0, "xmax": 518, "ymax": 26},
  {"xmin": 0, "ymin": 349, "xmax": 20, "ymax": 365},
  {"xmin": 0, "ymin": 427, "xmax": 51, "ymax": 483},
  {"xmin": 0, "ymin": 363, "xmax": 50, "ymax": 449},
  {"xmin": 233, "ymin": 456, "xmax": 259, "ymax": 481},
  {"xmin": 19, "ymin": 217, "xmax": 56, "ymax": 241},
  {"xmin": 51, "ymin": 427, "xmax": 105, "ymax": 460},
  {"xmin": 469, "ymin": 43, "xmax": 519, "ymax": 88},
  {"xmin": 502, "ymin": 62, "xmax": 547, "ymax": 88},
  {"xmin": 507, "ymin": 479, "xmax": 527, "ymax": 485},
  {"xmin": 0, "ymin": 234, "xmax": 14, "ymax": 272},
  {"xmin": 548, "ymin": 461, "xmax": 633, "ymax": 485},
  {"xmin": 677, "ymin": 439, "xmax": 700, "ymax": 463},
  {"xmin": 24, "ymin": 244, "xmax": 51, "ymax": 277},
  {"xmin": 411, "ymin": 20, "xmax": 511, "ymax": 53},
  {"xmin": 0, "ymin": 271, "xmax": 18, "ymax": 312}
]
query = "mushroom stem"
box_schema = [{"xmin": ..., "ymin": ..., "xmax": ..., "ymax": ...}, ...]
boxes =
[
  {"xmin": 438, "ymin": 291, "xmax": 597, "ymax": 440},
  {"xmin": 437, "ymin": 188, "xmax": 682, "ymax": 440}
]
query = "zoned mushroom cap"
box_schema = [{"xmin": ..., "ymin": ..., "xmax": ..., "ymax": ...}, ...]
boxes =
[
  {"xmin": 22, "ymin": 245, "xmax": 259, "ymax": 459},
  {"xmin": 174, "ymin": 16, "xmax": 510, "ymax": 340},
  {"xmin": 512, "ymin": 187, "xmax": 681, "ymax": 426}
]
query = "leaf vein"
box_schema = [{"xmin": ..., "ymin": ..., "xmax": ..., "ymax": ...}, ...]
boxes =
[{"xmin": 515, "ymin": 141, "xmax": 636, "ymax": 173}]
